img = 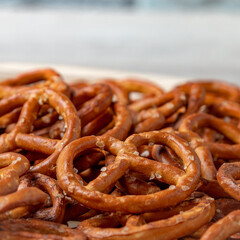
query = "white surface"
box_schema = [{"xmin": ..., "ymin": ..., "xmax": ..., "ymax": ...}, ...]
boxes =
[{"xmin": 0, "ymin": 9, "xmax": 240, "ymax": 84}]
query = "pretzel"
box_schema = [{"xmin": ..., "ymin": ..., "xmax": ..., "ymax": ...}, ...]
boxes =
[
  {"xmin": 71, "ymin": 83, "xmax": 113, "ymax": 125},
  {"xmin": 214, "ymin": 198, "xmax": 240, "ymax": 222},
  {"xmin": 103, "ymin": 80, "xmax": 129, "ymax": 104},
  {"xmin": 160, "ymin": 127, "xmax": 217, "ymax": 181},
  {"xmin": 18, "ymin": 173, "xmax": 65, "ymax": 222},
  {"xmin": 77, "ymin": 194, "xmax": 215, "ymax": 240},
  {"xmin": 174, "ymin": 83, "xmax": 205, "ymax": 127},
  {"xmin": 0, "ymin": 218, "xmax": 85, "ymax": 240},
  {"xmin": 217, "ymin": 162, "xmax": 240, "ymax": 201},
  {"xmin": 131, "ymin": 107, "xmax": 165, "ymax": 133},
  {"xmin": 0, "ymin": 152, "xmax": 29, "ymax": 196},
  {"xmin": 104, "ymin": 155, "xmax": 161, "ymax": 195},
  {"xmin": 0, "ymin": 187, "xmax": 47, "ymax": 219},
  {"xmin": 201, "ymin": 210, "xmax": 240, "ymax": 240},
  {"xmin": 81, "ymin": 107, "xmax": 113, "ymax": 136},
  {"xmin": 178, "ymin": 80, "xmax": 240, "ymax": 103},
  {"xmin": 0, "ymin": 88, "xmax": 80, "ymax": 176},
  {"xmin": 1, "ymin": 69, "xmax": 240, "ymax": 239},
  {"xmin": 179, "ymin": 113, "xmax": 240, "ymax": 158},
  {"xmin": 119, "ymin": 78, "xmax": 164, "ymax": 98},
  {"xmin": 0, "ymin": 68, "xmax": 69, "ymax": 97},
  {"xmin": 57, "ymin": 131, "xmax": 200, "ymax": 213}
]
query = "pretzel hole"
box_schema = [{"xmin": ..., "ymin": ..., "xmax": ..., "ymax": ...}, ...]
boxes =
[{"xmin": 73, "ymin": 148, "xmax": 107, "ymax": 183}]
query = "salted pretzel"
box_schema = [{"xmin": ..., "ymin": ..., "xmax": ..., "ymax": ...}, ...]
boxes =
[
  {"xmin": 104, "ymin": 154, "xmax": 161, "ymax": 195},
  {"xmin": 217, "ymin": 162, "xmax": 240, "ymax": 201},
  {"xmin": 0, "ymin": 88, "xmax": 80, "ymax": 176},
  {"xmin": 103, "ymin": 79, "xmax": 164, "ymax": 105},
  {"xmin": 178, "ymin": 80, "xmax": 240, "ymax": 103},
  {"xmin": 0, "ymin": 152, "xmax": 29, "ymax": 196},
  {"xmin": 201, "ymin": 210, "xmax": 240, "ymax": 240},
  {"xmin": 119, "ymin": 78, "xmax": 164, "ymax": 98},
  {"xmin": 214, "ymin": 198, "xmax": 240, "ymax": 222},
  {"xmin": 0, "ymin": 187, "xmax": 47, "ymax": 220},
  {"xmin": 18, "ymin": 173, "xmax": 65, "ymax": 222},
  {"xmin": 57, "ymin": 131, "xmax": 200, "ymax": 213},
  {"xmin": 77, "ymin": 194, "xmax": 215, "ymax": 240},
  {"xmin": 161, "ymin": 127, "xmax": 217, "ymax": 181},
  {"xmin": 69, "ymin": 101, "xmax": 132, "ymax": 175},
  {"xmin": 72, "ymin": 83, "xmax": 113, "ymax": 130},
  {"xmin": 1, "ymin": 69, "xmax": 240, "ymax": 239},
  {"xmin": 127, "ymin": 90, "xmax": 186, "ymax": 133},
  {"xmin": 0, "ymin": 218, "xmax": 86, "ymax": 240},
  {"xmin": 0, "ymin": 68, "xmax": 69, "ymax": 97},
  {"xmin": 174, "ymin": 83, "xmax": 206, "ymax": 127},
  {"xmin": 102, "ymin": 80, "xmax": 129, "ymax": 105},
  {"xmin": 179, "ymin": 112, "xmax": 240, "ymax": 158}
]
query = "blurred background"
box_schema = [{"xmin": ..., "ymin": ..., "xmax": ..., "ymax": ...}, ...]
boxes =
[{"xmin": 0, "ymin": 0, "xmax": 240, "ymax": 83}]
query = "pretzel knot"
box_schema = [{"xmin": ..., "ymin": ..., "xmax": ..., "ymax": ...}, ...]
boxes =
[
  {"xmin": 57, "ymin": 131, "xmax": 200, "ymax": 213},
  {"xmin": 0, "ymin": 88, "xmax": 80, "ymax": 176},
  {"xmin": 77, "ymin": 194, "xmax": 215, "ymax": 240},
  {"xmin": 19, "ymin": 173, "xmax": 65, "ymax": 223}
]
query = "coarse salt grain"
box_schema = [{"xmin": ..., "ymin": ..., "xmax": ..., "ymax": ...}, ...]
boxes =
[
  {"xmin": 96, "ymin": 139, "xmax": 105, "ymax": 148},
  {"xmin": 140, "ymin": 150, "xmax": 150, "ymax": 157},
  {"xmin": 100, "ymin": 167, "xmax": 107, "ymax": 172}
]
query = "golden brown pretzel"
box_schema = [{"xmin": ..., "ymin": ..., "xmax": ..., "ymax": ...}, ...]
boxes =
[
  {"xmin": 0, "ymin": 68, "xmax": 69, "ymax": 97},
  {"xmin": 0, "ymin": 88, "xmax": 80, "ymax": 176},
  {"xmin": 0, "ymin": 187, "xmax": 47, "ymax": 219},
  {"xmin": 201, "ymin": 210, "xmax": 240, "ymax": 240},
  {"xmin": 0, "ymin": 152, "xmax": 29, "ymax": 196},
  {"xmin": 119, "ymin": 78, "xmax": 164, "ymax": 97},
  {"xmin": 178, "ymin": 80, "xmax": 240, "ymax": 103},
  {"xmin": 77, "ymin": 194, "xmax": 215, "ymax": 240},
  {"xmin": 71, "ymin": 83, "xmax": 113, "ymax": 125},
  {"xmin": 102, "ymin": 79, "xmax": 129, "ymax": 105},
  {"xmin": 179, "ymin": 112, "xmax": 240, "ymax": 142},
  {"xmin": 217, "ymin": 162, "xmax": 240, "ymax": 201},
  {"xmin": 174, "ymin": 83, "xmax": 205, "ymax": 127},
  {"xmin": 57, "ymin": 132, "xmax": 200, "ymax": 213},
  {"xmin": 104, "ymin": 78, "xmax": 164, "ymax": 106},
  {"xmin": 162, "ymin": 127, "xmax": 217, "ymax": 180},
  {"xmin": 18, "ymin": 173, "xmax": 65, "ymax": 222},
  {"xmin": 0, "ymin": 218, "xmax": 86, "ymax": 240}
]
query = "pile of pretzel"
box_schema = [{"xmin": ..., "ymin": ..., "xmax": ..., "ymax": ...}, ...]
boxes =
[{"xmin": 0, "ymin": 68, "xmax": 240, "ymax": 240}]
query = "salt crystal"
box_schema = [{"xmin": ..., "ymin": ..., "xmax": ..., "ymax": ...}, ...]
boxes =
[
  {"xmin": 102, "ymin": 172, "xmax": 107, "ymax": 177},
  {"xmin": 140, "ymin": 150, "xmax": 150, "ymax": 157},
  {"xmin": 149, "ymin": 173, "xmax": 155, "ymax": 180},
  {"xmin": 181, "ymin": 185, "xmax": 190, "ymax": 191},
  {"xmin": 155, "ymin": 173, "xmax": 162, "ymax": 179},
  {"xmin": 166, "ymin": 102, "xmax": 174, "ymax": 109},
  {"xmin": 96, "ymin": 139, "xmax": 105, "ymax": 148},
  {"xmin": 133, "ymin": 151, "xmax": 139, "ymax": 156},
  {"xmin": 180, "ymin": 94, "xmax": 186, "ymax": 101},
  {"xmin": 188, "ymin": 155, "xmax": 194, "ymax": 161},
  {"xmin": 100, "ymin": 167, "xmax": 107, "ymax": 172}
]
